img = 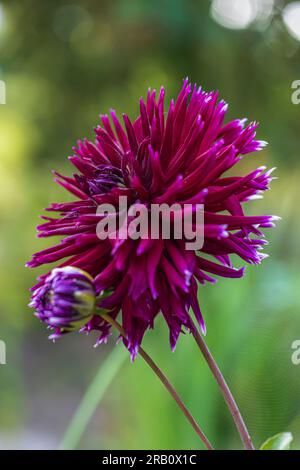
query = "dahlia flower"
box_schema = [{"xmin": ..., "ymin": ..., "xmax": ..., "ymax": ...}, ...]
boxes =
[
  {"xmin": 29, "ymin": 266, "xmax": 96, "ymax": 339},
  {"xmin": 28, "ymin": 80, "xmax": 275, "ymax": 359}
]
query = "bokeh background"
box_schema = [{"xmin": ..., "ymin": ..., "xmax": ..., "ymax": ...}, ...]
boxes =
[{"xmin": 0, "ymin": 0, "xmax": 300, "ymax": 450}]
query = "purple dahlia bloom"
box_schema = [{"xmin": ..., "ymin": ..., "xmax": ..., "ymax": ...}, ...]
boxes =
[
  {"xmin": 29, "ymin": 266, "xmax": 96, "ymax": 339},
  {"xmin": 28, "ymin": 80, "xmax": 276, "ymax": 359}
]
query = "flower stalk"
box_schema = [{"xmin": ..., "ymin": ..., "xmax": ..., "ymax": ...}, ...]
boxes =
[
  {"xmin": 191, "ymin": 321, "xmax": 254, "ymax": 450},
  {"xmin": 100, "ymin": 311, "xmax": 214, "ymax": 451}
]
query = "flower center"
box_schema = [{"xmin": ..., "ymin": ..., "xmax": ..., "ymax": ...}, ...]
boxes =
[{"xmin": 78, "ymin": 165, "xmax": 125, "ymax": 196}]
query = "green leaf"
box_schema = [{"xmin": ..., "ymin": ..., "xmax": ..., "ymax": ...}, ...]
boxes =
[
  {"xmin": 260, "ymin": 432, "xmax": 293, "ymax": 450},
  {"xmin": 59, "ymin": 346, "xmax": 128, "ymax": 450}
]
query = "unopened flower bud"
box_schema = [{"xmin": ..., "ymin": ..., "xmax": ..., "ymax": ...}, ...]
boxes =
[{"xmin": 29, "ymin": 267, "xmax": 96, "ymax": 339}]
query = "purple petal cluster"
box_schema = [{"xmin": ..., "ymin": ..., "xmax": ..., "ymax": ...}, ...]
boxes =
[
  {"xmin": 28, "ymin": 80, "xmax": 276, "ymax": 359},
  {"xmin": 30, "ymin": 266, "xmax": 96, "ymax": 339}
]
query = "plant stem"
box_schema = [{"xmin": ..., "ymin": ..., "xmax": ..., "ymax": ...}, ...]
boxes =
[
  {"xmin": 101, "ymin": 312, "xmax": 214, "ymax": 450},
  {"xmin": 59, "ymin": 346, "xmax": 127, "ymax": 450},
  {"xmin": 191, "ymin": 321, "xmax": 254, "ymax": 450}
]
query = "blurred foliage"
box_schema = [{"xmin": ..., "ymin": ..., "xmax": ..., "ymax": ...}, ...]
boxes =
[
  {"xmin": 260, "ymin": 432, "xmax": 293, "ymax": 450},
  {"xmin": 0, "ymin": 0, "xmax": 300, "ymax": 450}
]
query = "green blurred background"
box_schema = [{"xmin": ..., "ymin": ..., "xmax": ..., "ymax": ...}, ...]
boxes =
[{"xmin": 0, "ymin": 0, "xmax": 300, "ymax": 450}]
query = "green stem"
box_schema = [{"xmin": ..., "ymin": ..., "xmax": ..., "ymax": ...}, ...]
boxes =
[
  {"xmin": 59, "ymin": 346, "xmax": 127, "ymax": 450},
  {"xmin": 191, "ymin": 321, "xmax": 255, "ymax": 450},
  {"xmin": 100, "ymin": 312, "xmax": 214, "ymax": 450}
]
